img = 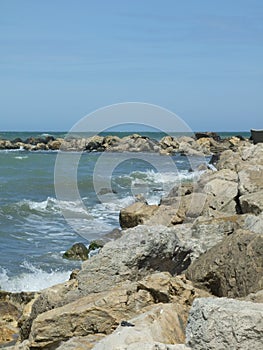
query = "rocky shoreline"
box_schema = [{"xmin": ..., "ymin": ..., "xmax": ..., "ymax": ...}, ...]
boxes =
[
  {"xmin": 1, "ymin": 137, "xmax": 263, "ymax": 349},
  {"xmin": 0, "ymin": 132, "xmax": 251, "ymax": 156}
]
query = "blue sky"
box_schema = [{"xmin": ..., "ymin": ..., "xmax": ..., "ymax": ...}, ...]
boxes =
[{"xmin": 0, "ymin": 0, "xmax": 262, "ymax": 131}]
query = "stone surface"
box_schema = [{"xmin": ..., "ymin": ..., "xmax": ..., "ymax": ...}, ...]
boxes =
[
  {"xmin": 243, "ymin": 289, "xmax": 263, "ymax": 303},
  {"xmin": 240, "ymin": 190, "xmax": 263, "ymax": 215},
  {"xmin": 28, "ymin": 273, "xmax": 205, "ymax": 349},
  {"xmin": 186, "ymin": 229, "xmax": 263, "ymax": 297},
  {"xmin": 238, "ymin": 165, "xmax": 263, "ymax": 195},
  {"xmin": 119, "ymin": 202, "xmax": 158, "ymax": 229},
  {"xmin": 92, "ymin": 303, "xmax": 187, "ymax": 350},
  {"xmin": 186, "ymin": 297, "xmax": 263, "ymax": 350},
  {"xmin": 55, "ymin": 334, "xmax": 106, "ymax": 350}
]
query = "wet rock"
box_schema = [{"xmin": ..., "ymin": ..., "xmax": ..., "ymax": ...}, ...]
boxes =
[
  {"xmin": 63, "ymin": 243, "xmax": 89, "ymax": 261},
  {"xmin": 186, "ymin": 297, "xmax": 263, "ymax": 350}
]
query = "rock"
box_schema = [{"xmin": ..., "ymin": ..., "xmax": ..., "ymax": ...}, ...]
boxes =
[
  {"xmin": 0, "ymin": 292, "xmax": 37, "ymax": 348},
  {"xmin": 3, "ymin": 340, "xmax": 30, "ymax": 350},
  {"xmin": 56, "ymin": 334, "xmax": 106, "ymax": 350},
  {"xmin": 195, "ymin": 132, "xmax": 221, "ymax": 141},
  {"xmin": 88, "ymin": 241, "xmax": 104, "ymax": 251},
  {"xmin": 186, "ymin": 297, "xmax": 263, "ymax": 350},
  {"xmin": 240, "ymin": 190, "xmax": 263, "ymax": 215},
  {"xmin": 27, "ymin": 273, "xmax": 207, "ymax": 349},
  {"xmin": 159, "ymin": 136, "xmax": 179, "ymax": 151},
  {"xmin": 97, "ymin": 187, "xmax": 117, "ymax": 195},
  {"xmin": 238, "ymin": 165, "xmax": 263, "ymax": 195},
  {"xmin": 20, "ymin": 280, "xmax": 77, "ymax": 341},
  {"xmin": 92, "ymin": 303, "xmax": 187, "ymax": 349},
  {"xmin": 47, "ymin": 139, "xmax": 63, "ymax": 150},
  {"xmin": 63, "ymin": 243, "xmax": 89, "ymax": 261},
  {"xmin": 119, "ymin": 202, "xmax": 159, "ymax": 229},
  {"xmin": 85, "ymin": 135, "xmax": 104, "ymax": 152},
  {"xmin": 197, "ymin": 169, "xmax": 239, "ymax": 217},
  {"xmin": 186, "ymin": 229, "xmax": 263, "ymax": 297},
  {"xmin": 240, "ymin": 212, "xmax": 263, "ymax": 233},
  {"xmin": 243, "ymin": 289, "xmax": 263, "ymax": 303}
]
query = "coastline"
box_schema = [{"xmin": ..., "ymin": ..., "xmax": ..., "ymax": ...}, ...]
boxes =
[{"xmin": 1, "ymin": 133, "xmax": 263, "ymax": 349}]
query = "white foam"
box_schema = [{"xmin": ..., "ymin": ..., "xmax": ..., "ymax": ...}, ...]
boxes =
[
  {"xmin": 18, "ymin": 197, "xmax": 88, "ymax": 215},
  {"xmin": 0, "ymin": 263, "xmax": 71, "ymax": 292},
  {"xmin": 14, "ymin": 156, "xmax": 28, "ymax": 160}
]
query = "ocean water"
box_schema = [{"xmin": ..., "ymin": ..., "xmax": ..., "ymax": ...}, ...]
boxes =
[{"xmin": 0, "ymin": 131, "xmax": 248, "ymax": 292}]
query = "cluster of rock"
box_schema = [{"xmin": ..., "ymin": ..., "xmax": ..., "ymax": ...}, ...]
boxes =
[
  {"xmin": 1, "ymin": 140, "xmax": 262, "ymax": 349},
  {"xmin": 0, "ymin": 133, "xmax": 250, "ymax": 155}
]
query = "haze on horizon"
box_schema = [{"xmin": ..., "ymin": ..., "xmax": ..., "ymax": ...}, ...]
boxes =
[{"xmin": 0, "ymin": 0, "xmax": 262, "ymax": 132}]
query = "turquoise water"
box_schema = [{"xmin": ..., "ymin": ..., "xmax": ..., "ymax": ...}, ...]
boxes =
[{"xmin": 0, "ymin": 131, "xmax": 248, "ymax": 292}]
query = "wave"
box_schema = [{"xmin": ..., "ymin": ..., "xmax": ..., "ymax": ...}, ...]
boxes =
[
  {"xmin": 0, "ymin": 262, "xmax": 71, "ymax": 292},
  {"xmin": 0, "ymin": 197, "xmax": 88, "ymax": 216}
]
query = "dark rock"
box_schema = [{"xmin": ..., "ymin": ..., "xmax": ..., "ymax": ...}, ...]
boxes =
[
  {"xmin": 63, "ymin": 243, "xmax": 89, "ymax": 261},
  {"xmin": 97, "ymin": 188, "xmax": 117, "ymax": 195},
  {"xmin": 195, "ymin": 132, "xmax": 221, "ymax": 142},
  {"xmin": 88, "ymin": 241, "xmax": 104, "ymax": 251}
]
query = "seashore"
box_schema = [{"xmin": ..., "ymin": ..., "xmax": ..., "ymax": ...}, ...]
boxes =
[{"xmin": 0, "ymin": 133, "xmax": 263, "ymax": 349}]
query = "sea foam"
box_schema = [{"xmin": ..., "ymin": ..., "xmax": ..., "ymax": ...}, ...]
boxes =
[{"xmin": 0, "ymin": 262, "xmax": 71, "ymax": 292}]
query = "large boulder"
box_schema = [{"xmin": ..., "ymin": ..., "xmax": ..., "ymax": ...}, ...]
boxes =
[
  {"xmin": 186, "ymin": 297, "xmax": 263, "ymax": 350},
  {"xmin": 28, "ymin": 273, "xmax": 207, "ymax": 349},
  {"xmin": 197, "ymin": 169, "xmax": 239, "ymax": 217},
  {"xmin": 186, "ymin": 229, "xmax": 263, "ymax": 297},
  {"xmin": 92, "ymin": 303, "xmax": 188, "ymax": 350}
]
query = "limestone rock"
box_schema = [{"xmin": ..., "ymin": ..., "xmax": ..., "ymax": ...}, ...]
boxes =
[
  {"xmin": 28, "ymin": 272, "xmax": 203, "ymax": 349},
  {"xmin": 92, "ymin": 303, "xmax": 187, "ymax": 349},
  {"xmin": 186, "ymin": 297, "xmax": 263, "ymax": 350},
  {"xmin": 186, "ymin": 229, "xmax": 263, "ymax": 297}
]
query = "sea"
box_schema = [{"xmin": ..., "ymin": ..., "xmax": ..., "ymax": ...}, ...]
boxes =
[{"xmin": 0, "ymin": 131, "xmax": 250, "ymax": 292}]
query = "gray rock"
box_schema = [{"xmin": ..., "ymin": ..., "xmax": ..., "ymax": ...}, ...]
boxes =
[
  {"xmin": 77, "ymin": 225, "xmax": 192, "ymax": 295},
  {"xmin": 186, "ymin": 297, "xmax": 263, "ymax": 350},
  {"xmin": 186, "ymin": 229, "xmax": 263, "ymax": 297}
]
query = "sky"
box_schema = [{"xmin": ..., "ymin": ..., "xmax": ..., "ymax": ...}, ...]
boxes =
[{"xmin": 0, "ymin": 0, "xmax": 262, "ymax": 132}]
